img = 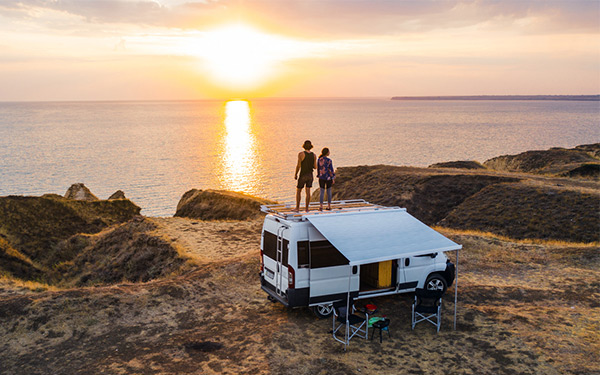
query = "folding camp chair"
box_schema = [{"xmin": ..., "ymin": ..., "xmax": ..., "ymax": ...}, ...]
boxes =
[
  {"xmin": 332, "ymin": 299, "xmax": 369, "ymax": 345},
  {"xmin": 412, "ymin": 288, "xmax": 444, "ymax": 332}
]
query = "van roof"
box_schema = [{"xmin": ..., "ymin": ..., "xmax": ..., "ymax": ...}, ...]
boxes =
[
  {"xmin": 261, "ymin": 199, "xmax": 399, "ymax": 221},
  {"xmin": 261, "ymin": 200, "xmax": 462, "ymax": 264}
]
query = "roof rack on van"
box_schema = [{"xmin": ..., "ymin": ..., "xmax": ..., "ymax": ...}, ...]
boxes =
[{"xmin": 260, "ymin": 199, "xmax": 401, "ymax": 221}]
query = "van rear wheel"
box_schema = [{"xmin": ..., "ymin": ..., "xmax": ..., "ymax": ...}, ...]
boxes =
[
  {"xmin": 425, "ymin": 273, "xmax": 447, "ymax": 293},
  {"xmin": 312, "ymin": 303, "xmax": 333, "ymax": 319}
]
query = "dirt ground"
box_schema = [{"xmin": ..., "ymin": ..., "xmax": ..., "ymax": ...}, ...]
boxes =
[{"xmin": 0, "ymin": 217, "xmax": 598, "ymax": 374}]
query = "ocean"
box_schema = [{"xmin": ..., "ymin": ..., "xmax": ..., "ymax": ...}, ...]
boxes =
[{"xmin": 1, "ymin": 98, "xmax": 598, "ymax": 216}]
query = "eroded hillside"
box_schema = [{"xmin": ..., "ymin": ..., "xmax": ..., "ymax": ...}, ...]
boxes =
[{"xmin": 316, "ymin": 165, "xmax": 599, "ymax": 243}]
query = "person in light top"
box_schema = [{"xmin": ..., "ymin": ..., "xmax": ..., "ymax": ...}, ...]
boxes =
[{"xmin": 317, "ymin": 147, "xmax": 335, "ymax": 211}]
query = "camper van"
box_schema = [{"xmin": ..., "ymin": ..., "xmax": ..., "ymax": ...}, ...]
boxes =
[{"xmin": 259, "ymin": 200, "xmax": 460, "ymax": 317}]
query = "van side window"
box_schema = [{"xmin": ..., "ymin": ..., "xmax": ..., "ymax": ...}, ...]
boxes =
[
  {"xmin": 297, "ymin": 241, "xmax": 309, "ymax": 268},
  {"xmin": 310, "ymin": 240, "xmax": 348, "ymax": 268},
  {"xmin": 262, "ymin": 231, "xmax": 289, "ymax": 266}
]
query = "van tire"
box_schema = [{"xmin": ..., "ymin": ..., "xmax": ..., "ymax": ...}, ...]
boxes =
[
  {"xmin": 425, "ymin": 273, "xmax": 447, "ymax": 293},
  {"xmin": 312, "ymin": 303, "xmax": 334, "ymax": 319}
]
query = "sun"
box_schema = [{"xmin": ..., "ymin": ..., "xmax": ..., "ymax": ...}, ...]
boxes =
[{"xmin": 193, "ymin": 24, "xmax": 294, "ymax": 89}]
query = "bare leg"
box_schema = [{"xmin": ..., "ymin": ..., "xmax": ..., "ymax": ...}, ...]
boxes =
[
  {"xmin": 305, "ymin": 187, "xmax": 311, "ymax": 212},
  {"xmin": 295, "ymin": 188, "xmax": 302, "ymax": 211}
]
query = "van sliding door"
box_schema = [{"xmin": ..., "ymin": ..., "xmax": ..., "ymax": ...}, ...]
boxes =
[{"xmin": 308, "ymin": 240, "xmax": 358, "ymax": 303}]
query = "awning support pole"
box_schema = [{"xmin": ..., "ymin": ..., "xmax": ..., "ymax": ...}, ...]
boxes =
[
  {"xmin": 345, "ymin": 270, "xmax": 352, "ymax": 350},
  {"xmin": 454, "ymin": 249, "xmax": 459, "ymax": 330}
]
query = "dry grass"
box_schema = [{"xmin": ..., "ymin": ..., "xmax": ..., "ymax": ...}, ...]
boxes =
[
  {"xmin": 52, "ymin": 217, "xmax": 195, "ymax": 287},
  {"xmin": 440, "ymin": 182, "xmax": 599, "ymax": 243},
  {"xmin": 323, "ymin": 165, "xmax": 599, "ymax": 244},
  {"xmin": 0, "ymin": 218, "xmax": 277, "ymax": 374},
  {"xmin": 450, "ymin": 233, "xmax": 600, "ymax": 375},
  {"xmin": 483, "ymin": 144, "xmax": 600, "ymax": 177},
  {"xmin": 267, "ymin": 232, "xmax": 599, "ymax": 375},
  {"xmin": 175, "ymin": 189, "xmax": 276, "ymax": 221},
  {"xmin": 150, "ymin": 216, "xmax": 263, "ymax": 264},
  {"xmin": 0, "ymin": 194, "xmax": 140, "ymax": 273},
  {"xmin": 0, "ymin": 237, "xmax": 44, "ymax": 281},
  {"xmin": 429, "ymin": 160, "xmax": 486, "ymax": 170},
  {"xmin": 0, "ymin": 275, "xmax": 58, "ymax": 294},
  {"xmin": 435, "ymin": 227, "xmax": 600, "ymax": 248},
  {"xmin": 2, "ymin": 145, "xmax": 598, "ymax": 373},
  {"xmin": 317, "ymin": 165, "xmax": 520, "ymax": 225},
  {"xmin": 1, "ymin": 218, "xmax": 598, "ymax": 374}
]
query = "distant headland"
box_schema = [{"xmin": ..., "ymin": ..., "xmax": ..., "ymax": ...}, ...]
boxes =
[{"xmin": 391, "ymin": 95, "xmax": 600, "ymax": 101}]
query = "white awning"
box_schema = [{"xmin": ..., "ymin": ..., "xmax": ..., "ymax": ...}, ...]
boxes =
[{"xmin": 306, "ymin": 209, "xmax": 462, "ymax": 266}]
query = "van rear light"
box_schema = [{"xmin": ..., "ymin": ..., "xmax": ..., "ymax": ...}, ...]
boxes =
[
  {"xmin": 260, "ymin": 249, "xmax": 264, "ymax": 272},
  {"xmin": 288, "ymin": 267, "xmax": 295, "ymax": 289}
]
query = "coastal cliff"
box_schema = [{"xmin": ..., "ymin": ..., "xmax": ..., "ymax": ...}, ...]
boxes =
[{"xmin": 0, "ymin": 146, "xmax": 598, "ymax": 375}]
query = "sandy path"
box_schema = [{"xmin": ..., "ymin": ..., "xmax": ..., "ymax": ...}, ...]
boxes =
[{"xmin": 149, "ymin": 217, "xmax": 264, "ymax": 264}]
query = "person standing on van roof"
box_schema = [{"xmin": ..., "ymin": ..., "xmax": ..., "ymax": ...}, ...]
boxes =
[
  {"xmin": 294, "ymin": 140, "xmax": 317, "ymax": 212},
  {"xmin": 317, "ymin": 147, "xmax": 335, "ymax": 211}
]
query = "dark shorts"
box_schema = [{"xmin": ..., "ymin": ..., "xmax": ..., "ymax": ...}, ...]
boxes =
[
  {"xmin": 297, "ymin": 174, "xmax": 313, "ymax": 189},
  {"xmin": 319, "ymin": 179, "xmax": 333, "ymax": 189}
]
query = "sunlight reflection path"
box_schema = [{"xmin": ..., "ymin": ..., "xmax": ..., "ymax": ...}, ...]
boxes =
[{"xmin": 219, "ymin": 100, "xmax": 259, "ymax": 194}]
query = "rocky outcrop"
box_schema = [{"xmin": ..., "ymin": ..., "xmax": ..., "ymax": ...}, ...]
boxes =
[
  {"xmin": 64, "ymin": 183, "xmax": 99, "ymax": 201},
  {"xmin": 175, "ymin": 189, "xmax": 276, "ymax": 221},
  {"xmin": 108, "ymin": 190, "xmax": 126, "ymax": 200}
]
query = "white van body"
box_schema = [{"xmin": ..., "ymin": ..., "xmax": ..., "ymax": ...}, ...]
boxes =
[{"xmin": 259, "ymin": 200, "xmax": 457, "ymax": 316}]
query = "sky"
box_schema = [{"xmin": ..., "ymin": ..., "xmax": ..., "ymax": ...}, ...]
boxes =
[{"xmin": 0, "ymin": 0, "xmax": 599, "ymax": 100}]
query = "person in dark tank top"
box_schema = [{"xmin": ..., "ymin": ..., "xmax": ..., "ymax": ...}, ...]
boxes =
[{"xmin": 294, "ymin": 140, "xmax": 317, "ymax": 212}]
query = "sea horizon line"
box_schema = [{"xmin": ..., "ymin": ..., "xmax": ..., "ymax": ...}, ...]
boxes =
[
  {"xmin": 391, "ymin": 94, "xmax": 600, "ymax": 101},
  {"xmin": 1, "ymin": 94, "xmax": 599, "ymax": 104}
]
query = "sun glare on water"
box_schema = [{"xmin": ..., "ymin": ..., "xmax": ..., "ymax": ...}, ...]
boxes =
[
  {"xmin": 219, "ymin": 100, "xmax": 260, "ymax": 193},
  {"xmin": 193, "ymin": 24, "xmax": 295, "ymax": 89}
]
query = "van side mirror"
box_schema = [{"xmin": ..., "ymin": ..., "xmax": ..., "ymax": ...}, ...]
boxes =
[
  {"xmin": 405, "ymin": 258, "xmax": 410, "ymax": 267},
  {"xmin": 352, "ymin": 266, "xmax": 358, "ymax": 274}
]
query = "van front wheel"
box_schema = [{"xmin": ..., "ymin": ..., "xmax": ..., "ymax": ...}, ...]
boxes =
[
  {"xmin": 425, "ymin": 273, "xmax": 447, "ymax": 293},
  {"xmin": 312, "ymin": 303, "xmax": 333, "ymax": 319}
]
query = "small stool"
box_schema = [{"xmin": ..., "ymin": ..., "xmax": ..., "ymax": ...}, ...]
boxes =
[{"xmin": 370, "ymin": 318, "xmax": 390, "ymax": 343}]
